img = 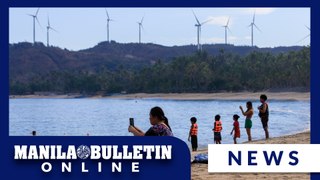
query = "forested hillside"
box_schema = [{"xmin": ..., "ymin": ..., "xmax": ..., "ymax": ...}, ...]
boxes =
[{"xmin": 9, "ymin": 42, "xmax": 309, "ymax": 94}]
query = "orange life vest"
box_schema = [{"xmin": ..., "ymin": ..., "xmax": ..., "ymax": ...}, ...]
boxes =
[
  {"xmin": 191, "ymin": 123, "xmax": 198, "ymax": 136},
  {"xmin": 214, "ymin": 121, "xmax": 222, "ymax": 132}
]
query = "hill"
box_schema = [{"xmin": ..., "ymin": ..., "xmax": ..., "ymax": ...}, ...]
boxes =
[
  {"xmin": 10, "ymin": 41, "xmax": 303, "ymax": 82},
  {"xmin": 9, "ymin": 42, "xmax": 309, "ymax": 94}
]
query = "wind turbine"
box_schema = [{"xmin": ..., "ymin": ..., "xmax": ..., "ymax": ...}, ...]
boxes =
[
  {"xmin": 137, "ymin": 16, "xmax": 144, "ymax": 44},
  {"xmin": 222, "ymin": 17, "xmax": 231, "ymax": 44},
  {"xmin": 105, "ymin": 9, "xmax": 113, "ymax": 42},
  {"xmin": 248, "ymin": 12, "xmax": 261, "ymax": 47},
  {"xmin": 296, "ymin": 25, "xmax": 310, "ymax": 45},
  {"xmin": 46, "ymin": 16, "xmax": 58, "ymax": 47},
  {"xmin": 27, "ymin": 8, "xmax": 41, "ymax": 45},
  {"xmin": 192, "ymin": 11, "xmax": 212, "ymax": 51}
]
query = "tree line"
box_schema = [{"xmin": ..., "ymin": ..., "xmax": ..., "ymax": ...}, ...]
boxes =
[{"xmin": 10, "ymin": 47, "xmax": 310, "ymax": 95}]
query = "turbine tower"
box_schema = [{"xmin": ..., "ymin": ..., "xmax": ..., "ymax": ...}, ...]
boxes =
[
  {"xmin": 28, "ymin": 8, "xmax": 41, "ymax": 45},
  {"xmin": 46, "ymin": 16, "xmax": 57, "ymax": 47},
  {"xmin": 248, "ymin": 12, "xmax": 261, "ymax": 47},
  {"xmin": 222, "ymin": 17, "xmax": 231, "ymax": 44},
  {"xmin": 105, "ymin": 9, "xmax": 113, "ymax": 42},
  {"xmin": 192, "ymin": 11, "xmax": 212, "ymax": 51},
  {"xmin": 137, "ymin": 17, "xmax": 144, "ymax": 44}
]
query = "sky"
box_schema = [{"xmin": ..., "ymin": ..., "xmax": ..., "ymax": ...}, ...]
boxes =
[{"xmin": 9, "ymin": 8, "xmax": 310, "ymax": 51}]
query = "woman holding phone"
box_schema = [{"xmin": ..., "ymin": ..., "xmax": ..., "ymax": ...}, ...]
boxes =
[
  {"xmin": 128, "ymin": 106, "xmax": 173, "ymax": 136},
  {"xmin": 240, "ymin": 101, "xmax": 254, "ymax": 141}
]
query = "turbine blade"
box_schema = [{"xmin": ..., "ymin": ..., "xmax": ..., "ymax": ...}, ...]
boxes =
[
  {"xmin": 192, "ymin": 10, "xmax": 201, "ymax": 25},
  {"xmin": 227, "ymin": 27, "xmax": 232, "ymax": 34},
  {"xmin": 27, "ymin": 14, "xmax": 34, "ymax": 17},
  {"xmin": 141, "ymin": 16, "xmax": 144, "ymax": 24},
  {"xmin": 305, "ymin": 25, "xmax": 310, "ymax": 31},
  {"xmin": 254, "ymin": 24, "xmax": 262, "ymax": 32},
  {"xmin": 35, "ymin": 8, "xmax": 40, "ymax": 17},
  {"xmin": 226, "ymin": 17, "xmax": 230, "ymax": 26},
  {"xmin": 201, "ymin": 18, "xmax": 212, "ymax": 25},
  {"xmin": 296, "ymin": 34, "xmax": 310, "ymax": 43},
  {"xmin": 253, "ymin": 11, "xmax": 256, "ymax": 23},
  {"xmin": 50, "ymin": 27, "xmax": 58, "ymax": 33},
  {"xmin": 105, "ymin": 9, "xmax": 110, "ymax": 19},
  {"xmin": 47, "ymin": 15, "xmax": 50, "ymax": 27},
  {"xmin": 35, "ymin": 17, "xmax": 42, "ymax": 28}
]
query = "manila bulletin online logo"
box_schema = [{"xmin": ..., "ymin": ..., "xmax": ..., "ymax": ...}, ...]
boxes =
[{"xmin": 14, "ymin": 144, "xmax": 172, "ymax": 173}]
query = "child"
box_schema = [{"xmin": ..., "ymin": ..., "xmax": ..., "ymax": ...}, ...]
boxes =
[
  {"xmin": 213, "ymin": 115, "xmax": 222, "ymax": 144},
  {"xmin": 188, "ymin": 117, "xmax": 198, "ymax": 151},
  {"xmin": 230, "ymin": 114, "xmax": 241, "ymax": 144}
]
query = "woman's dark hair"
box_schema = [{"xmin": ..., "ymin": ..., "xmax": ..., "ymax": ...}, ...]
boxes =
[
  {"xmin": 190, "ymin": 117, "xmax": 197, "ymax": 123},
  {"xmin": 150, "ymin": 106, "xmax": 171, "ymax": 131},
  {"xmin": 247, "ymin": 101, "xmax": 252, "ymax": 110},
  {"xmin": 233, "ymin": 114, "xmax": 240, "ymax": 120},
  {"xmin": 260, "ymin": 94, "xmax": 268, "ymax": 101},
  {"xmin": 246, "ymin": 101, "xmax": 253, "ymax": 112},
  {"xmin": 215, "ymin": 115, "xmax": 221, "ymax": 121}
]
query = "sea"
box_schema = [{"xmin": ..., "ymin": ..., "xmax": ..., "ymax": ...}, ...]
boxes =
[{"xmin": 9, "ymin": 98, "xmax": 310, "ymax": 148}]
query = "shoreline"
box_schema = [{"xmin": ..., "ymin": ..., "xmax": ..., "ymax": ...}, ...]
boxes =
[
  {"xmin": 10, "ymin": 92, "xmax": 310, "ymax": 101},
  {"xmin": 191, "ymin": 131, "xmax": 310, "ymax": 180}
]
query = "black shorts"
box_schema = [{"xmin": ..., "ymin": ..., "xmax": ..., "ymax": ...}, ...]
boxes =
[
  {"xmin": 191, "ymin": 135, "xmax": 198, "ymax": 149},
  {"xmin": 214, "ymin": 132, "xmax": 222, "ymax": 141},
  {"xmin": 261, "ymin": 116, "xmax": 269, "ymax": 129}
]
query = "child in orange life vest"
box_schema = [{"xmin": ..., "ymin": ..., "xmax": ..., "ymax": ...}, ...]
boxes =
[
  {"xmin": 213, "ymin": 115, "xmax": 222, "ymax": 144},
  {"xmin": 188, "ymin": 117, "xmax": 198, "ymax": 151},
  {"xmin": 230, "ymin": 114, "xmax": 241, "ymax": 144}
]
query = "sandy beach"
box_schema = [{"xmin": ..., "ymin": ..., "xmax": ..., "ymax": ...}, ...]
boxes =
[
  {"xmin": 191, "ymin": 131, "xmax": 310, "ymax": 180},
  {"xmin": 105, "ymin": 92, "xmax": 310, "ymax": 101},
  {"xmin": 11, "ymin": 92, "xmax": 310, "ymax": 101}
]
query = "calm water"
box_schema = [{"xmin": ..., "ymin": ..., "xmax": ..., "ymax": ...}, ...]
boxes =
[{"xmin": 10, "ymin": 98, "xmax": 310, "ymax": 148}]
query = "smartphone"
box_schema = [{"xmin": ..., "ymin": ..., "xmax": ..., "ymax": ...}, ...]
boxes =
[{"xmin": 129, "ymin": 118, "xmax": 134, "ymax": 126}]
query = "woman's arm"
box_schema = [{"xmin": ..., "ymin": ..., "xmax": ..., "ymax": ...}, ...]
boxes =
[
  {"xmin": 240, "ymin": 106, "xmax": 246, "ymax": 116},
  {"xmin": 240, "ymin": 106, "xmax": 253, "ymax": 116},
  {"xmin": 128, "ymin": 126, "xmax": 145, "ymax": 136},
  {"xmin": 259, "ymin": 104, "xmax": 267, "ymax": 113}
]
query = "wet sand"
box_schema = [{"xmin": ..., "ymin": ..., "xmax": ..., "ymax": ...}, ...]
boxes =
[
  {"xmin": 191, "ymin": 131, "xmax": 310, "ymax": 180},
  {"xmin": 104, "ymin": 92, "xmax": 310, "ymax": 101},
  {"xmin": 11, "ymin": 92, "xmax": 310, "ymax": 101}
]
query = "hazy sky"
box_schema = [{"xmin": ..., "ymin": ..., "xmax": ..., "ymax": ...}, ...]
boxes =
[{"xmin": 9, "ymin": 8, "xmax": 310, "ymax": 51}]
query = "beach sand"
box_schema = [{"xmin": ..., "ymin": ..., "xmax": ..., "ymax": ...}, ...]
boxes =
[
  {"xmin": 191, "ymin": 131, "xmax": 310, "ymax": 180},
  {"xmin": 11, "ymin": 92, "xmax": 310, "ymax": 101},
  {"xmin": 105, "ymin": 92, "xmax": 310, "ymax": 101}
]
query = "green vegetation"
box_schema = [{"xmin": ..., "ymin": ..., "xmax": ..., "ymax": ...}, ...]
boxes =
[{"xmin": 10, "ymin": 46, "xmax": 310, "ymax": 95}]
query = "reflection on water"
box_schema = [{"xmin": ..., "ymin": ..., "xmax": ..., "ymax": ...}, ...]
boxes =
[{"xmin": 10, "ymin": 98, "xmax": 310, "ymax": 148}]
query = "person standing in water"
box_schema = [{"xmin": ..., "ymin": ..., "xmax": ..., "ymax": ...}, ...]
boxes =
[
  {"xmin": 240, "ymin": 101, "xmax": 254, "ymax": 141},
  {"xmin": 258, "ymin": 94, "xmax": 269, "ymax": 139},
  {"xmin": 230, "ymin": 114, "xmax": 240, "ymax": 144},
  {"xmin": 188, "ymin": 117, "xmax": 198, "ymax": 151},
  {"xmin": 213, "ymin": 115, "xmax": 222, "ymax": 144}
]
